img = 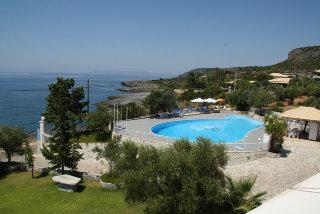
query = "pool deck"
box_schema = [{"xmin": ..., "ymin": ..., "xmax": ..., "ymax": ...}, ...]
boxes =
[
  {"xmin": 225, "ymin": 138, "xmax": 320, "ymax": 201},
  {"xmin": 115, "ymin": 111, "xmax": 268, "ymax": 151}
]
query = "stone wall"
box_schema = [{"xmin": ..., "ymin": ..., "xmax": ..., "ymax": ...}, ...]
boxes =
[
  {"xmin": 114, "ymin": 133, "xmax": 268, "ymax": 164},
  {"xmin": 78, "ymin": 143, "xmax": 105, "ymax": 160},
  {"xmin": 118, "ymin": 133, "xmax": 172, "ymax": 148},
  {"xmin": 227, "ymin": 150, "xmax": 267, "ymax": 165}
]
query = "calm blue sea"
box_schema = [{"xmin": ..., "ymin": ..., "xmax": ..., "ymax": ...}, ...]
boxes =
[{"xmin": 0, "ymin": 72, "xmax": 166, "ymax": 131}]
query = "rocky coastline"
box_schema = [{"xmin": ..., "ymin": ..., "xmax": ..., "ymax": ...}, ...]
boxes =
[{"xmin": 99, "ymin": 80, "xmax": 158, "ymax": 107}]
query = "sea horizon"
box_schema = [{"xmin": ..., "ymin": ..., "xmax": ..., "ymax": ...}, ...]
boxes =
[{"xmin": 0, "ymin": 71, "xmax": 171, "ymax": 132}]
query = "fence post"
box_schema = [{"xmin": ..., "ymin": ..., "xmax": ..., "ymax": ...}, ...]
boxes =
[{"xmin": 39, "ymin": 116, "xmax": 46, "ymax": 153}]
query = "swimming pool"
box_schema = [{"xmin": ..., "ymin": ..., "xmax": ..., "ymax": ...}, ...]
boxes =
[{"xmin": 151, "ymin": 115, "xmax": 264, "ymax": 143}]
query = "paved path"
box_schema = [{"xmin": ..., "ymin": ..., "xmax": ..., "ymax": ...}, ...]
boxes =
[
  {"xmin": 0, "ymin": 142, "xmax": 109, "ymax": 174},
  {"xmin": 225, "ymin": 137, "xmax": 320, "ymax": 201},
  {"xmin": 31, "ymin": 154, "xmax": 109, "ymax": 174}
]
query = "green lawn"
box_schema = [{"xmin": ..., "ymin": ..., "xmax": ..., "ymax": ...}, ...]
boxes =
[{"xmin": 0, "ymin": 172, "xmax": 143, "ymax": 214}]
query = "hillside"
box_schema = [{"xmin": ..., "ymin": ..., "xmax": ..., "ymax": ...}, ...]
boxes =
[{"xmin": 181, "ymin": 46, "xmax": 320, "ymax": 77}]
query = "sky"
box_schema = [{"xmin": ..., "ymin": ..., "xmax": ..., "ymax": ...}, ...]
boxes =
[{"xmin": 0, "ymin": 0, "xmax": 319, "ymax": 76}]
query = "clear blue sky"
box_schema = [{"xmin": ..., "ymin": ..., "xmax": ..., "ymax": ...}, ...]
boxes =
[{"xmin": 0, "ymin": 0, "xmax": 319, "ymax": 76}]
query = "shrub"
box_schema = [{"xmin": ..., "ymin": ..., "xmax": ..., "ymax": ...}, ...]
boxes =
[
  {"xmin": 271, "ymin": 106, "xmax": 283, "ymax": 112},
  {"xmin": 275, "ymin": 102, "xmax": 285, "ymax": 107},
  {"xmin": 143, "ymin": 89, "xmax": 177, "ymax": 115},
  {"xmin": 86, "ymin": 104, "xmax": 113, "ymax": 132},
  {"xmin": 93, "ymin": 135, "xmax": 121, "ymax": 170},
  {"xmin": 224, "ymin": 176, "xmax": 267, "ymax": 213},
  {"xmin": 264, "ymin": 115, "xmax": 287, "ymax": 153},
  {"xmin": 123, "ymin": 137, "xmax": 229, "ymax": 214},
  {"xmin": 0, "ymin": 124, "xmax": 27, "ymax": 163},
  {"xmin": 100, "ymin": 170, "xmax": 122, "ymax": 185}
]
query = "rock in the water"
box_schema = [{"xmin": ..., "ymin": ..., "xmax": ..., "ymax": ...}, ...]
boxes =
[
  {"xmin": 98, "ymin": 80, "xmax": 158, "ymax": 107},
  {"xmin": 101, "ymin": 92, "xmax": 151, "ymax": 107}
]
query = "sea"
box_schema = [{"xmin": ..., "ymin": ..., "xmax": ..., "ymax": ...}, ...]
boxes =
[{"xmin": 0, "ymin": 71, "xmax": 169, "ymax": 132}]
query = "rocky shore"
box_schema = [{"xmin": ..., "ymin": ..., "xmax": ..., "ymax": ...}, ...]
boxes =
[{"xmin": 99, "ymin": 80, "xmax": 158, "ymax": 107}]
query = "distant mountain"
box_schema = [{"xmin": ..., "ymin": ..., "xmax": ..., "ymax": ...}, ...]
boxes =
[{"xmin": 180, "ymin": 46, "xmax": 320, "ymax": 77}]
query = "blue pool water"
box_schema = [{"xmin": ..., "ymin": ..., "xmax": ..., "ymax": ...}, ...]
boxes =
[{"xmin": 151, "ymin": 115, "xmax": 264, "ymax": 143}]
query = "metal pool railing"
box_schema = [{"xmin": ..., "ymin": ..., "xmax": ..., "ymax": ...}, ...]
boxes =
[{"xmin": 114, "ymin": 126, "xmax": 268, "ymax": 151}]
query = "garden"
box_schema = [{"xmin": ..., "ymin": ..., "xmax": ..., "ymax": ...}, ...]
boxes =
[{"xmin": 0, "ymin": 170, "xmax": 143, "ymax": 214}]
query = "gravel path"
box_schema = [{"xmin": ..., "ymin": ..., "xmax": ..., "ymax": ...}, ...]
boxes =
[{"xmin": 225, "ymin": 137, "xmax": 320, "ymax": 201}]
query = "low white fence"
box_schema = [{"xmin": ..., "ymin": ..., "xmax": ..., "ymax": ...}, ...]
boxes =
[{"xmin": 114, "ymin": 125, "xmax": 268, "ymax": 151}]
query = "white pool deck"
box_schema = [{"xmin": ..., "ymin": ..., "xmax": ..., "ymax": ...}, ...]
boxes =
[
  {"xmin": 248, "ymin": 172, "xmax": 320, "ymax": 214},
  {"xmin": 115, "ymin": 111, "xmax": 269, "ymax": 151}
]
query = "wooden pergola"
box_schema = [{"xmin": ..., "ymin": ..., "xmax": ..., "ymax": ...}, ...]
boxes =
[{"xmin": 280, "ymin": 106, "xmax": 320, "ymax": 140}]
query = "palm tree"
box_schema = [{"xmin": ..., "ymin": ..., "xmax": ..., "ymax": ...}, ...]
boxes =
[{"xmin": 224, "ymin": 176, "xmax": 267, "ymax": 214}]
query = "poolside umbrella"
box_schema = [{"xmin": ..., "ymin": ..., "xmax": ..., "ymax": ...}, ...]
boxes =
[
  {"xmin": 191, "ymin": 98, "xmax": 204, "ymax": 103},
  {"xmin": 204, "ymin": 98, "xmax": 218, "ymax": 103},
  {"xmin": 191, "ymin": 98, "xmax": 204, "ymax": 108}
]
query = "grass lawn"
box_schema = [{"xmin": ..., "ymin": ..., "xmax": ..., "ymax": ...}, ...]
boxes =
[{"xmin": 0, "ymin": 172, "xmax": 143, "ymax": 214}]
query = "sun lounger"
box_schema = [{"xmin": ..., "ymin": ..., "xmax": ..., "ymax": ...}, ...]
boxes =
[
  {"xmin": 179, "ymin": 109, "xmax": 187, "ymax": 114},
  {"xmin": 201, "ymin": 107, "xmax": 210, "ymax": 113},
  {"xmin": 190, "ymin": 107, "xmax": 197, "ymax": 112}
]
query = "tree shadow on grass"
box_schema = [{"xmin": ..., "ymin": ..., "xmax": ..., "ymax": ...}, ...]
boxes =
[
  {"xmin": 281, "ymin": 149, "xmax": 292, "ymax": 158},
  {"xmin": 52, "ymin": 181, "xmax": 86, "ymax": 193},
  {"xmin": 35, "ymin": 168, "xmax": 51, "ymax": 179},
  {"xmin": 0, "ymin": 161, "xmax": 20, "ymax": 179},
  {"xmin": 75, "ymin": 184, "xmax": 86, "ymax": 193}
]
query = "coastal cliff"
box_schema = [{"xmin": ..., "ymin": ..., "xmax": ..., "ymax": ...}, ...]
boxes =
[
  {"xmin": 99, "ymin": 80, "xmax": 158, "ymax": 107},
  {"xmin": 181, "ymin": 45, "xmax": 320, "ymax": 77},
  {"xmin": 101, "ymin": 45, "xmax": 320, "ymax": 107}
]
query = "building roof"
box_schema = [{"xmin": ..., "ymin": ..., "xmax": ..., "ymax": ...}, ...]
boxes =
[
  {"xmin": 225, "ymin": 80, "xmax": 234, "ymax": 84},
  {"xmin": 280, "ymin": 106, "xmax": 320, "ymax": 122},
  {"xmin": 270, "ymin": 73, "xmax": 289, "ymax": 78},
  {"xmin": 268, "ymin": 78, "xmax": 292, "ymax": 84},
  {"xmin": 247, "ymin": 172, "xmax": 320, "ymax": 214}
]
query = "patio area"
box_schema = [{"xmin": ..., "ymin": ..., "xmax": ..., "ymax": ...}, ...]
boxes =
[
  {"xmin": 225, "ymin": 137, "xmax": 320, "ymax": 201},
  {"xmin": 115, "ymin": 111, "xmax": 269, "ymax": 151}
]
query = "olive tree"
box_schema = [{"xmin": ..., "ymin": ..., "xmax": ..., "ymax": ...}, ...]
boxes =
[
  {"xmin": 0, "ymin": 124, "xmax": 27, "ymax": 163},
  {"xmin": 248, "ymin": 88, "xmax": 275, "ymax": 115},
  {"xmin": 123, "ymin": 137, "xmax": 229, "ymax": 214},
  {"xmin": 226, "ymin": 89, "xmax": 251, "ymax": 110},
  {"xmin": 92, "ymin": 135, "xmax": 121, "ymax": 170},
  {"xmin": 275, "ymin": 86, "xmax": 303, "ymax": 105},
  {"xmin": 86, "ymin": 104, "xmax": 113, "ymax": 133},
  {"xmin": 143, "ymin": 89, "xmax": 177, "ymax": 115}
]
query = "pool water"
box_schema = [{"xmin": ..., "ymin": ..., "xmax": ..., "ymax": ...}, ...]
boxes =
[{"xmin": 151, "ymin": 115, "xmax": 264, "ymax": 143}]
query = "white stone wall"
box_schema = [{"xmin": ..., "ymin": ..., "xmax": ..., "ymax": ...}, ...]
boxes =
[
  {"xmin": 227, "ymin": 150, "xmax": 267, "ymax": 165},
  {"xmin": 79, "ymin": 143, "xmax": 105, "ymax": 159}
]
